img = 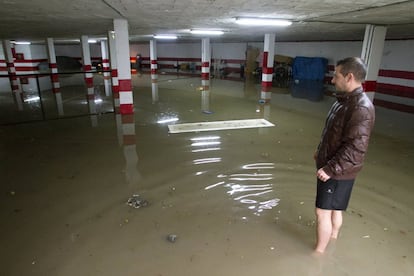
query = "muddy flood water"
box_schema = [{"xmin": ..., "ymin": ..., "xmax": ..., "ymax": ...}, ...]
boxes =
[{"xmin": 1, "ymin": 75, "xmax": 413, "ymax": 275}]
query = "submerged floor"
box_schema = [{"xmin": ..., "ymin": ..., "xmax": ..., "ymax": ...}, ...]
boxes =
[{"xmin": 1, "ymin": 75, "xmax": 413, "ymax": 275}]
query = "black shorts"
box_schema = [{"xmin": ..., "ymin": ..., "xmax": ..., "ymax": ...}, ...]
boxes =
[{"xmin": 315, "ymin": 178, "xmax": 355, "ymax": 210}]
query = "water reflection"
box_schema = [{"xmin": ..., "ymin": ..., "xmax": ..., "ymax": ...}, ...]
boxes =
[
  {"xmin": 115, "ymin": 113, "xmax": 141, "ymax": 192},
  {"xmin": 201, "ymin": 79, "xmax": 211, "ymax": 113},
  {"xmin": 206, "ymin": 163, "xmax": 280, "ymax": 216},
  {"xmin": 191, "ymin": 135, "xmax": 221, "ymax": 152}
]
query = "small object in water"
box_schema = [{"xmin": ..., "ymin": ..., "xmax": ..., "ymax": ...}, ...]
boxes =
[
  {"xmin": 167, "ymin": 234, "xmax": 177, "ymax": 243},
  {"xmin": 202, "ymin": 110, "xmax": 214, "ymax": 114},
  {"xmin": 126, "ymin": 194, "xmax": 149, "ymax": 209},
  {"xmin": 258, "ymin": 99, "xmax": 266, "ymax": 104}
]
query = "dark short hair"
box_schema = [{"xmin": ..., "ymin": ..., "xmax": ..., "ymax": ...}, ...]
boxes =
[{"xmin": 336, "ymin": 57, "xmax": 367, "ymax": 83}]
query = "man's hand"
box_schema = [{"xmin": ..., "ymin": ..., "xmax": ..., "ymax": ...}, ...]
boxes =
[{"xmin": 317, "ymin": 168, "xmax": 331, "ymax": 182}]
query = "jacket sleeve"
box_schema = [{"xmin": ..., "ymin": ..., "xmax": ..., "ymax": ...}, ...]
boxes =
[{"xmin": 323, "ymin": 105, "xmax": 374, "ymax": 177}]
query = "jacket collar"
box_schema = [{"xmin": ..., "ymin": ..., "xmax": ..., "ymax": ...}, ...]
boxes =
[{"xmin": 334, "ymin": 86, "xmax": 364, "ymax": 101}]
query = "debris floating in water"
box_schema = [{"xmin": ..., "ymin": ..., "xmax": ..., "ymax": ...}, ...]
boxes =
[
  {"xmin": 167, "ymin": 234, "xmax": 177, "ymax": 243},
  {"xmin": 126, "ymin": 194, "xmax": 149, "ymax": 208}
]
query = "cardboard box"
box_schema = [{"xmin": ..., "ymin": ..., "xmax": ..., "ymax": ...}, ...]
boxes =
[{"xmin": 274, "ymin": 54, "xmax": 293, "ymax": 64}]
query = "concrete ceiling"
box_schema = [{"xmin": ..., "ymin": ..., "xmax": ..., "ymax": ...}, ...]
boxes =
[{"xmin": 0, "ymin": 0, "xmax": 413, "ymax": 43}]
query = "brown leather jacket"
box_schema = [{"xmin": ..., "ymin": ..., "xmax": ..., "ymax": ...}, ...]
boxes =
[{"xmin": 316, "ymin": 86, "xmax": 375, "ymax": 180}]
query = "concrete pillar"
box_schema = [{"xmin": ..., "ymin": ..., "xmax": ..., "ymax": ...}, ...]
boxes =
[
  {"xmin": 260, "ymin": 34, "xmax": 275, "ymax": 102},
  {"xmin": 100, "ymin": 40, "xmax": 111, "ymax": 97},
  {"xmin": 201, "ymin": 38, "xmax": 211, "ymax": 112},
  {"xmin": 81, "ymin": 35, "xmax": 96, "ymax": 114},
  {"xmin": 114, "ymin": 19, "xmax": 134, "ymax": 115},
  {"xmin": 108, "ymin": 30, "xmax": 119, "ymax": 114},
  {"xmin": 2, "ymin": 39, "xmax": 23, "ymax": 110},
  {"xmin": 150, "ymin": 39, "xmax": 159, "ymax": 103},
  {"xmin": 361, "ymin": 24, "xmax": 387, "ymax": 103},
  {"xmin": 201, "ymin": 38, "xmax": 210, "ymax": 81},
  {"xmin": 81, "ymin": 36, "xmax": 97, "ymax": 126},
  {"xmin": 46, "ymin": 38, "xmax": 64, "ymax": 116}
]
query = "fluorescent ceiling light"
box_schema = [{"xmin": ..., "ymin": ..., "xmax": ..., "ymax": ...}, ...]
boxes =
[
  {"xmin": 88, "ymin": 39, "xmax": 97, "ymax": 43},
  {"xmin": 190, "ymin": 30, "xmax": 224, "ymax": 35},
  {"xmin": 154, "ymin": 34, "xmax": 178, "ymax": 39},
  {"xmin": 235, "ymin": 17, "xmax": 292, "ymax": 26},
  {"xmin": 13, "ymin": 41, "xmax": 31, "ymax": 45}
]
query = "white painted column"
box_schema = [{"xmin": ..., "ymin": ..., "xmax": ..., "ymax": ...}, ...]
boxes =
[
  {"xmin": 260, "ymin": 34, "xmax": 275, "ymax": 102},
  {"xmin": 361, "ymin": 24, "xmax": 387, "ymax": 103},
  {"xmin": 108, "ymin": 30, "xmax": 119, "ymax": 114},
  {"xmin": 81, "ymin": 36, "xmax": 96, "ymax": 113},
  {"xmin": 46, "ymin": 38, "xmax": 64, "ymax": 116},
  {"xmin": 150, "ymin": 39, "xmax": 159, "ymax": 103},
  {"xmin": 201, "ymin": 38, "xmax": 211, "ymax": 112},
  {"xmin": 114, "ymin": 19, "xmax": 134, "ymax": 115},
  {"xmin": 81, "ymin": 36, "xmax": 97, "ymax": 126},
  {"xmin": 112, "ymin": 19, "xmax": 136, "ymax": 179},
  {"xmin": 201, "ymin": 38, "xmax": 210, "ymax": 82},
  {"xmin": 100, "ymin": 40, "xmax": 111, "ymax": 97},
  {"xmin": 2, "ymin": 40, "xmax": 23, "ymax": 110}
]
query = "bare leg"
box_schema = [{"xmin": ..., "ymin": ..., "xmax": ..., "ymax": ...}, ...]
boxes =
[
  {"xmin": 315, "ymin": 208, "xmax": 333, "ymax": 253},
  {"xmin": 331, "ymin": 210, "xmax": 343, "ymax": 239}
]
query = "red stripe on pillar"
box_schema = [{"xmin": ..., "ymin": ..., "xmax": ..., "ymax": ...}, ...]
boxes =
[
  {"xmin": 112, "ymin": 86, "xmax": 119, "ymax": 94},
  {"xmin": 373, "ymin": 98, "xmax": 414, "ymax": 113},
  {"xmin": 202, "ymin": 62, "xmax": 210, "ymax": 67},
  {"xmin": 51, "ymin": 74, "xmax": 59, "ymax": 82},
  {"xmin": 201, "ymin": 73, "xmax": 209, "ymax": 80},
  {"xmin": 363, "ymin": 81, "xmax": 377, "ymax": 91},
  {"xmin": 83, "ymin": 65, "xmax": 92, "ymax": 71},
  {"xmin": 379, "ymin": 69, "xmax": 414, "ymax": 80},
  {"xmin": 262, "ymin": 81, "xmax": 272, "ymax": 87},
  {"xmin": 261, "ymin": 84, "xmax": 272, "ymax": 92},
  {"xmin": 85, "ymin": 78, "xmax": 93, "ymax": 88},
  {"xmin": 119, "ymin": 79, "xmax": 132, "ymax": 91},
  {"xmin": 49, "ymin": 63, "xmax": 57, "ymax": 69},
  {"xmin": 52, "ymin": 87, "xmax": 60, "ymax": 93},
  {"xmin": 102, "ymin": 59, "xmax": 109, "ymax": 63},
  {"xmin": 121, "ymin": 114, "xmax": 135, "ymax": 124},
  {"xmin": 262, "ymin": 52, "xmax": 268, "ymax": 68},
  {"xmin": 123, "ymin": 135, "xmax": 136, "ymax": 146},
  {"xmin": 151, "ymin": 69, "xmax": 157, "ymax": 74},
  {"xmin": 120, "ymin": 104, "xmax": 134, "ymax": 114},
  {"xmin": 151, "ymin": 60, "xmax": 157, "ymax": 64},
  {"xmin": 263, "ymin": 68, "xmax": 273, "ymax": 74},
  {"xmin": 111, "ymin": 69, "xmax": 118, "ymax": 77}
]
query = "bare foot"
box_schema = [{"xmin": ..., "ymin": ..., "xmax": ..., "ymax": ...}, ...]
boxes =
[{"xmin": 312, "ymin": 249, "xmax": 324, "ymax": 257}]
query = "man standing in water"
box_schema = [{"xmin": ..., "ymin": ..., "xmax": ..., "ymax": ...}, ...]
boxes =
[{"xmin": 314, "ymin": 57, "xmax": 375, "ymax": 254}]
